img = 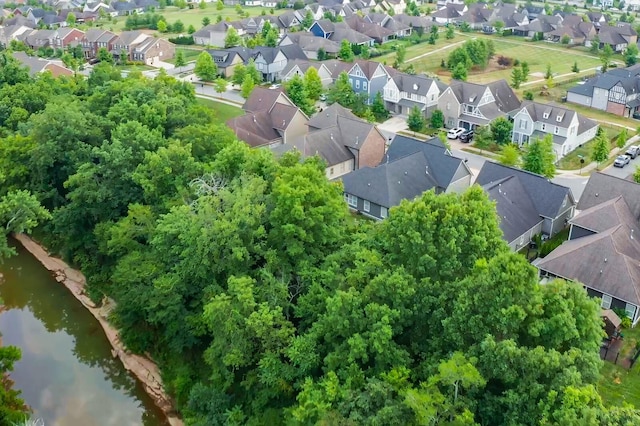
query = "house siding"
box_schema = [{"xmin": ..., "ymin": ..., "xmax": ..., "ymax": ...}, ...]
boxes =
[
  {"xmin": 567, "ymin": 92, "xmax": 592, "ymax": 107},
  {"xmin": 358, "ymin": 129, "xmax": 386, "ymax": 168},
  {"xmin": 508, "ymin": 220, "xmax": 543, "ymax": 251},
  {"xmin": 438, "ymin": 89, "xmax": 461, "ymax": 128},
  {"xmin": 345, "ymin": 193, "xmax": 385, "ymax": 220}
]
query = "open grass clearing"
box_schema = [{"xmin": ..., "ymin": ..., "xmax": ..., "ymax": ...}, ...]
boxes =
[
  {"xmin": 196, "ymin": 97, "xmax": 243, "ymax": 122},
  {"xmin": 165, "ymin": 47, "xmax": 204, "ymax": 64},
  {"xmin": 94, "ymin": 5, "xmax": 285, "ymax": 33},
  {"xmin": 408, "ymin": 36, "xmax": 604, "ymax": 85}
]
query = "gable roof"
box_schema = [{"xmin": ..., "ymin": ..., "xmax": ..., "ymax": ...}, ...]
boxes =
[
  {"xmin": 226, "ymin": 112, "xmax": 283, "ymax": 148},
  {"xmin": 385, "ymin": 134, "xmax": 469, "ymax": 188},
  {"xmin": 475, "ymin": 162, "xmax": 574, "ymax": 219},
  {"xmin": 571, "ymin": 195, "xmax": 638, "ymax": 234},
  {"xmin": 516, "ymin": 101, "xmax": 593, "ymax": 131},
  {"xmin": 482, "ymin": 175, "xmax": 543, "ymax": 243},
  {"xmin": 391, "ymin": 72, "xmax": 438, "ymax": 95},
  {"xmin": 342, "ymin": 150, "xmax": 441, "ymax": 208},
  {"xmin": 242, "ymin": 87, "xmax": 291, "ymax": 113},
  {"xmin": 308, "ymin": 102, "xmax": 359, "ymax": 129},
  {"xmin": 578, "ymin": 172, "xmax": 640, "ymax": 217}
]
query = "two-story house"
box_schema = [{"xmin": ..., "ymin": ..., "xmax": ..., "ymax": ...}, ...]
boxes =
[
  {"xmin": 192, "ymin": 22, "xmax": 245, "ymax": 47},
  {"xmin": 281, "ymin": 59, "xmax": 334, "ymax": 86},
  {"xmin": 228, "ymin": 87, "xmax": 309, "ymax": 148},
  {"xmin": 347, "ymin": 60, "xmax": 395, "ymax": 103},
  {"xmin": 342, "ymin": 134, "xmax": 472, "ymax": 219},
  {"xmin": 207, "ymin": 49, "xmax": 249, "ymax": 78},
  {"xmin": 253, "ymin": 44, "xmax": 307, "ymax": 82},
  {"xmin": 383, "ymin": 71, "xmax": 448, "ymax": 116},
  {"xmin": 431, "ymin": 3, "xmax": 466, "ymax": 25},
  {"xmin": 438, "ymin": 79, "xmax": 521, "ymax": 130},
  {"xmin": 309, "ymin": 19, "xmax": 375, "ymax": 47},
  {"xmin": 511, "ymin": 101, "xmax": 598, "ymax": 160},
  {"xmin": 81, "ymin": 28, "xmax": 117, "ymax": 59},
  {"xmin": 567, "ymin": 64, "xmax": 640, "ymax": 117}
]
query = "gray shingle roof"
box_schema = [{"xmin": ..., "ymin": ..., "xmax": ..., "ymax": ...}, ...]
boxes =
[
  {"xmin": 392, "ymin": 72, "xmax": 437, "ymax": 96},
  {"xmin": 475, "ymin": 162, "xmax": 574, "ymax": 219},
  {"xmin": 342, "ymin": 151, "xmax": 442, "ymax": 208},
  {"xmin": 482, "ymin": 175, "xmax": 543, "ymax": 243},
  {"xmin": 385, "ymin": 134, "xmax": 467, "ymax": 188},
  {"xmin": 571, "ymin": 195, "xmax": 637, "ymax": 233},
  {"xmin": 578, "ymin": 172, "xmax": 640, "ymax": 217}
]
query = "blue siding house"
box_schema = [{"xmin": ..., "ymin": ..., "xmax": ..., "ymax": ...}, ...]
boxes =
[
  {"xmin": 309, "ymin": 20, "xmax": 335, "ymax": 38},
  {"xmin": 347, "ymin": 60, "xmax": 394, "ymax": 103}
]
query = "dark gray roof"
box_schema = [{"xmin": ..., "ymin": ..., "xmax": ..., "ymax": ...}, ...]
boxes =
[
  {"xmin": 432, "ymin": 4, "xmax": 464, "ymax": 19},
  {"xmin": 392, "ymin": 72, "xmax": 437, "ymax": 96},
  {"xmin": 483, "ymin": 175, "xmax": 543, "ymax": 244},
  {"xmin": 578, "ymin": 172, "xmax": 640, "ymax": 218},
  {"xmin": 537, "ymin": 221, "xmax": 640, "ymax": 306},
  {"xmin": 488, "ymin": 79, "xmax": 522, "ymax": 114},
  {"xmin": 385, "ymin": 134, "xmax": 468, "ymax": 188},
  {"xmin": 475, "ymin": 162, "xmax": 574, "ymax": 219},
  {"xmin": 571, "ymin": 195, "xmax": 637, "ymax": 233},
  {"xmin": 305, "ymin": 129, "xmax": 355, "ymax": 165},
  {"xmin": 342, "ymin": 151, "xmax": 442, "ymax": 208}
]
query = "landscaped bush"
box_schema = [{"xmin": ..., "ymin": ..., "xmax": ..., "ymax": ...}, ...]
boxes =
[{"xmin": 168, "ymin": 35, "xmax": 194, "ymax": 45}]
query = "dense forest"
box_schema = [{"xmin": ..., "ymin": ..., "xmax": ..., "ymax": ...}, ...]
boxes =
[{"xmin": 0, "ymin": 50, "xmax": 638, "ymax": 425}]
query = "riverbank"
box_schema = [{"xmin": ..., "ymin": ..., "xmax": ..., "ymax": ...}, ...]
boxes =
[{"xmin": 13, "ymin": 234, "xmax": 183, "ymax": 426}]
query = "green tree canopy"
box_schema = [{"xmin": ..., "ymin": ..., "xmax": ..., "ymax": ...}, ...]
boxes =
[
  {"xmin": 522, "ymin": 134, "xmax": 556, "ymax": 178},
  {"xmin": 194, "ymin": 51, "xmax": 218, "ymax": 82}
]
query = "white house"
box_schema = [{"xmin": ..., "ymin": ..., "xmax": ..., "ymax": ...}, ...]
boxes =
[
  {"xmin": 383, "ymin": 72, "xmax": 447, "ymax": 116},
  {"xmin": 511, "ymin": 101, "xmax": 599, "ymax": 160}
]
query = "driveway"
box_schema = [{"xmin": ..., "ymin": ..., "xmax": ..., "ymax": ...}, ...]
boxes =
[{"xmin": 378, "ymin": 116, "xmax": 408, "ymax": 143}]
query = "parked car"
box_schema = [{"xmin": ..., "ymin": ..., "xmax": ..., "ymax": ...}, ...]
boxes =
[
  {"xmin": 614, "ymin": 155, "xmax": 631, "ymax": 168},
  {"xmin": 459, "ymin": 129, "xmax": 474, "ymax": 143},
  {"xmin": 447, "ymin": 127, "xmax": 465, "ymax": 139},
  {"xmin": 269, "ymin": 84, "xmax": 280, "ymax": 90},
  {"xmin": 626, "ymin": 145, "xmax": 640, "ymax": 159}
]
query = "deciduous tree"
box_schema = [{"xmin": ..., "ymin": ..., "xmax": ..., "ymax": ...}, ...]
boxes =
[
  {"xmin": 338, "ymin": 39, "xmax": 354, "ymax": 62},
  {"xmin": 194, "ymin": 51, "xmax": 217, "ymax": 81},
  {"xmin": 407, "ymin": 106, "xmax": 425, "ymax": 132},
  {"xmin": 430, "ymin": 109, "xmax": 444, "ymax": 128},
  {"xmin": 499, "ymin": 144, "xmax": 520, "ymax": 167},
  {"xmin": 303, "ymin": 67, "xmax": 323, "ymax": 101},
  {"xmin": 591, "ymin": 133, "xmax": 610, "ymax": 167},
  {"xmin": 522, "ymin": 134, "xmax": 556, "ymax": 177},
  {"xmin": 224, "ymin": 27, "xmax": 241, "ymax": 48},
  {"xmin": 490, "ymin": 116, "xmax": 513, "ymax": 145}
]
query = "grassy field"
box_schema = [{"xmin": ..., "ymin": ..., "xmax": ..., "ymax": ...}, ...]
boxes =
[
  {"xmin": 197, "ymin": 97, "xmax": 243, "ymax": 122},
  {"xmin": 95, "ymin": 5, "xmax": 285, "ymax": 33},
  {"xmin": 598, "ymin": 325, "xmax": 640, "ymax": 408},
  {"xmin": 165, "ymin": 47, "xmax": 204, "ymax": 64}
]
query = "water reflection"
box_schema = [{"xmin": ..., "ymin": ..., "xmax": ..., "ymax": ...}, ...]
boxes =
[{"xmin": 0, "ymin": 240, "xmax": 167, "ymax": 426}]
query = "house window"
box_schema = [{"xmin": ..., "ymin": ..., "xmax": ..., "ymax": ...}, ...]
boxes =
[
  {"xmin": 626, "ymin": 303, "xmax": 637, "ymax": 319},
  {"xmin": 345, "ymin": 193, "xmax": 357, "ymax": 207},
  {"xmin": 601, "ymin": 294, "xmax": 612, "ymax": 309},
  {"xmin": 356, "ymin": 80, "xmax": 360, "ymax": 89},
  {"xmin": 541, "ymin": 123, "xmax": 546, "ymax": 131},
  {"xmin": 380, "ymin": 206, "xmax": 388, "ymax": 218},
  {"xmin": 554, "ymin": 126, "xmax": 559, "ymax": 135},
  {"xmin": 446, "ymin": 103, "xmax": 450, "ymax": 110},
  {"xmin": 519, "ymin": 119, "xmax": 527, "ymax": 130},
  {"xmin": 363, "ymin": 81, "xmax": 367, "ymax": 90},
  {"xmin": 330, "ymin": 167, "xmax": 334, "ymax": 175},
  {"xmin": 363, "ymin": 200, "xmax": 370, "ymax": 212}
]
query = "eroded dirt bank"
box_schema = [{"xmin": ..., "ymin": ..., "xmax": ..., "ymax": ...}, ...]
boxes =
[{"xmin": 14, "ymin": 234, "xmax": 183, "ymax": 426}]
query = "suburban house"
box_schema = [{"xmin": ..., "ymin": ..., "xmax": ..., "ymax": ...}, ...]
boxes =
[
  {"xmin": 536, "ymin": 173, "xmax": 640, "ymax": 325},
  {"xmin": 342, "ymin": 135, "xmax": 472, "ymax": 219},
  {"xmin": 192, "ymin": 22, "xmax": 245, "ymax": 47},
  {"xmin": 567, "ymin": 64, "xmax": 640, "ymax": 117},
  {"xmin": 301, "ymin": 103, "xmax": 386, "ymax": 179},
  {"xmin": 595, "ymin": 23, "xmax": 638, "ymax": 52},
  {"xmin": 309, "ymin": 19, "xmax": 375, "ymax": 47},
  {"xmin": 548, "ymin": 15, "xmax": 596, "ymax": 44},
  {"xmin": 344, "ymin": 14, "xmax": 396, "ymax": 44},
  {"xmin": 438, "ymin": 79, "xmax": 521, "ymax": 130},
  {"xmin": 279, "ymin": 32, "xmax": 341, "ymax": 59},
  {"xmin": 514, "ymin": 14, "xmax": 562, "ymax": 38},
  {"xmin": 393, "ymin": 13, "xmax": 436, "ymax": 34},
  {"xmin": 511, "ymin": 101, "xmax": 599, "ymax": 160},
  {"xmin": 252, "ymin": 44, "xmax": 307, "ymax": 82},
  {"xmin": 431, "ymin": 3, "xmax": 466, "ymax": 25},
  {"xmin": 0, "ymin": 24, "xmax": 34, "ymax": 47},
  {"xmin": 366, "ymin": 12, "xmax": 412, "ymax": 38},
  {"xmin": 281, "ymin": 59, "xmax": 333, "ymax": 86},
  {"xmin": 12, "ymin": 51, "xmax": 73, "ymax": 76},
  {"xmin": 206, "ymin": 48, "xmax": 248, "ymax": 78},
  {"xmin": 383, "ymin": 71, "xmax": 448, "ymax": 116},
  {"xmin": 228, "ymin": 87, "xmax": 309, "ymax": 148},
  {"xmin": 347, "ymin": 59, "xmax": 395, "ymax": 103},
  {"xmin": 475, "ymin": 162, "xmax": 576, "ymax": 250},
  {"xmin": 109, "ymin": 31, "xmax": 175, "ymax": 64},
  {"xmin": 80, "ymin": 28, "xmax": 117, "ymax": 59},
  {"xmin": 378, "ymin": 0, "xmax": 408, "ymax": 15}
]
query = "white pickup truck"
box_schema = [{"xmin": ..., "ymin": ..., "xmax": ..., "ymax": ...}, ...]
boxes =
[{"xmin": 626, "ymin": 145, "xmax": 640, "ymax": 159}]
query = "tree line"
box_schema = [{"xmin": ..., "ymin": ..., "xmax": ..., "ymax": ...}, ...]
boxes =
[{"xmin": 0, "ymin": 51, "xmax": 638, "ymax": 425}]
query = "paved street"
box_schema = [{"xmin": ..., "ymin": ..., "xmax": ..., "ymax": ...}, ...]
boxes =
[{"xmin": 601, "ymin": 152, "xmax": 640, "ymax": 180}]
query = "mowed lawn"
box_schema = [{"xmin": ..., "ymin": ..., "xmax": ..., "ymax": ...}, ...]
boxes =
[
  {"xmin": 97, "ymin": 6, "xmax": 285, "ymax": 32},
  {"xmin": 404, "ymin": 34, "xmax": 604, "ymax": 84},
  {"xmin": 197, "ymin": 97, "xmax": 243, "ymax": 122},
  {"xmin": 598, "ymin": 325, "xmax": 640, "ymax": 408}
]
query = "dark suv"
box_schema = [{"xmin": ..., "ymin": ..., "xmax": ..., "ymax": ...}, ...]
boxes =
[{"xmin": 459, "ymin": 129, "xmax": 474, "ymax": 143}]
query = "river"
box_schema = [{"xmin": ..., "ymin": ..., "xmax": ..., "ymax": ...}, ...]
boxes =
[{"xmin": 0, "ymin": 240, "xmax": 169, "ymax": 426}]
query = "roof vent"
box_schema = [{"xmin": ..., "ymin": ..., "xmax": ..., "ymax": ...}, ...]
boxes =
[
  {"xmin": 413, "ymin": 83, "xmax": 418, "ymax": 91},
  {"xmin": 404, "ymin": 171, "xmax": 408, "ymax": 175},
  {"xmin": 604, "ymin": 258, "xmax": 607, "ymax": 262},
  {"xmin": 330, "ymin": 133, "xmax": 334, "ymax": 140}
]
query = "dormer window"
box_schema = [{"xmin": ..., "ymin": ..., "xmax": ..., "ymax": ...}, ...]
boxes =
[{"xmin": 543, "ymin": 112, "xmax": 549, "ymax": 119}]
